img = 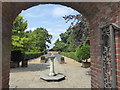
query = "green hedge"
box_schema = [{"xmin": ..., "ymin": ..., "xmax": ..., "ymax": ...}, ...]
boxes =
[
  {"xmin": 61, "ymin": 57, "xmax": 64, "ymax": 61},
  {"xmin": 60, "ymin": 52, "xmax": 78, "ymax": 61},
  {"xmin": 24, "ymin": 52, "xmax": 43, "ymax": 60},
  {"xmin": 11, "ymin": 50, "xmax": 24, "ymax": 62},
  {"xmin": 41, "ymin": 56, "xmax": 45, "ymax": 60},
  {"xmin": 60, "ymin": 43, "xmax": 90, "ymax": 63}
]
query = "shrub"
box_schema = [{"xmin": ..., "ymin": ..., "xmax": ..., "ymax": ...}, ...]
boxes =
[
  {"xmin": 42, "ymin": 50, "xmax": 47, "ymax": 54},
  {"xmin": 61, "ymin": 57, "xmax": 64, "ymax": 61},
  {"xmin": 59, "ymin": 57, "xmax": 65, "ymax": 64},
  {"xmin": 41, "ymin": 56, "xmax": 45, "ymax": 60},
  {"xmin": 75, "ymin": 43, "xmax": 90, "ymax": 62},
  {"xmin": 58, "ymin": 51, "xmax": 61, "ymax": 54},
  {"xmin": 11, "ymin": 50, "xmax": 24, "ymax": 62},
  {"xmin": 60, "ymin": 43, "xmax": 90, "ymax": 63},
  {"xmin": 24, "ymin": 52, "xmax": 43, "ymax": 60}
]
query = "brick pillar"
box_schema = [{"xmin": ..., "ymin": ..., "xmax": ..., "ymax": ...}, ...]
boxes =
[
  {"xmin": 1, "ymin": 3, "xmax": 13, "ymax": 88},
  {"xmin": 2, "ymin": 23, "xmax": 12, "ymax": 89},
  {"xmin": 90, "ymin": 23, "xmax": 103, "ymax": 88},
  {"xmin": 115, "ymin": 30, "xmax": 120, "ymax": 88},
  {"xmin": 0, "ymin": 2, "xmax": 2, "ymax": 90}
]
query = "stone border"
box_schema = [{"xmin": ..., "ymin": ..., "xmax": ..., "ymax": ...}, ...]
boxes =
[{"xmin": 0, "ymin": 0, "xmax": 120, "ymax": 2}]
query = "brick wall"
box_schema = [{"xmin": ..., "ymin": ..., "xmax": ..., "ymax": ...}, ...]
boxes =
[
  {"xmin": 115, "ymin": 30, "xmax": 120, "ymax": 88},
  {"xmin": 0, "ymin": 2, "xmax": 120, "ymax": 89},
  {"xmin": 2, "ymin": 19, "xmax": 11, "ymax": 89},
  {"xmin": 115, "ymin": 26, "xmax": 120, "ymax": 89},
  {"xmin": 90, "ymin": 23, "xmax": 103, "ymax": 88},
  {"xmin": 0, "ymin": 1, "xmax": 2, "ymax": 90},
  {"xmin": 90, "ymin": 3, "xmax": 120, "ymax": 88}
]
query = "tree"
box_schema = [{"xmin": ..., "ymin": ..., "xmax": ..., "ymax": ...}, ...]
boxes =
[
  {"xmin": 60, "ymin": 28, "xmax": 73, "ymax": 43},
  {"xmin": 12, "ymin": 15, "xmax": 29, "ymax": 52},
  {"xmin": 12, "ymin": 15, "xmax": 52, "ymax": 53},
  {"xmin": 75, "ymin": 43, "xmax": 90, "ymax": 62},
  {"xmin": 63, "ymin": 14, "xmax": 89, "ymax": 46},
  {"xmin": 52, "ymin": 28, "xmax": 76, "ymax": 52},
  {"xmin": 27, "ymin": 28, "xmax": 52, "ymax": 52},
  {"xmin": 52, "ymin": 39, "xmax": 68, "ymax": 51},
  {"xmin": 52, "ymin": 14, "xmax": 89, "ymax": 52}
]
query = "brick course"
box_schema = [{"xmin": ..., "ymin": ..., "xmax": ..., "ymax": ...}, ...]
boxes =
[{"xmin": 0, "ymin": 1, "xmax": 120, "ymax": 89}]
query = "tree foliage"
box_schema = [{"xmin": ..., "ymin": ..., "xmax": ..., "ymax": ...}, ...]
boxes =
[
  {"xmin": 52, "ymin": 28, "xmax": 76, "ymax": 51},
  {"xmin": 12, "ymin": 15, "xmax": 52, "ymax": 53},
  {"xmin": 75, "ymin": 43, "xmax": 90, "ymax": 62},
  {"xmin": 63, "ymin": 14, "xmax": 89, "ymax": 46},
  {"xmin": 52, "ymin": 39, "xmax": 68, "ymax": 51},
  {"xmin": 12, "ymin": 15, "xmax": 28, "ymax": 52},
  {"xmin": 52, "ymin": 14, "xmax": 89, "ymax": 52},
  {"xmin": 27, "ymin": 28, "xmax": 52, "ymax": 52}
]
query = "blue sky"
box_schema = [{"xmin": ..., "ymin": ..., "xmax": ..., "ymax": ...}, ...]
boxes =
[{"xmin": 20, "ymin": 4, "xmax": 79, "ymax": 49}]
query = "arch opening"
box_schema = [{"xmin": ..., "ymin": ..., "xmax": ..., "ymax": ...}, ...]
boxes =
[
  {"xmin": 2, "ymin": 2, "xmax": 119, "ymax": 89},
  {"xmin": 9, "ymin": 3, "xmax": 90, "ymax": 88}
]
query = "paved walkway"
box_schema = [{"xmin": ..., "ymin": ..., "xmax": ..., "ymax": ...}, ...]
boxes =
[{"xmin": 9, "ymin": 56, "xmax": 91, "ymax": 88}]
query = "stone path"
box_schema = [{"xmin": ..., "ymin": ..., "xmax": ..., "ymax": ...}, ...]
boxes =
[{"xmin": 9, "ymin": 55, "xmax": 91, "ymax": 88}]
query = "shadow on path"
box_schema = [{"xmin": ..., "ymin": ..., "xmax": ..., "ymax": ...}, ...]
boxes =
[{"xmin": 10, "ymin": 64, "xmax": 50, "ymax": 73}]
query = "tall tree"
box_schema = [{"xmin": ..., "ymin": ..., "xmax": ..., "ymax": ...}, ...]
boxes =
[
  {"xmin": 52, "ymin": 28, "xmax": 75, "ymax": 52},
  {"xmin": 12, "ymin": 15, "xmax": 52, "ymax": 52},
  {"xmin": 27, "ymin": 28, "xmax": 52, "ymax": 52},
  {"xmin": 12, "ymin": 15, "xmax": 29, "ymax": 52},
  {"xmin": 63, "ymin": 14, "xmax": 89, "ymax": 46},
  {"xmin": 52, "ymin": 39, "xmax": 68, "ymax": 51},
  {"xmin": 52, "ymin": 14, "xmax": 89, "ymax": 52},
  {"xmin": 60, "ymin": 28, "xmax": 73, "ymax": 43}
]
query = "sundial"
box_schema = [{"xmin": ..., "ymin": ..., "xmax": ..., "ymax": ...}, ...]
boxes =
[{"xmin": 40, "ymin": 53, "xmax": 65, "ymax": 81}]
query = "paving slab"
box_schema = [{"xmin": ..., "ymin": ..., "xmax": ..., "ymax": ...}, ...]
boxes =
[{"xmin": 9, "ymin": 56, "xmax": 91, "ymax": 88}]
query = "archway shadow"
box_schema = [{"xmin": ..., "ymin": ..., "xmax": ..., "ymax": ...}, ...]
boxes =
[{"xmin": 10, "ymin": 64, "xmax": 50, "ymax": 73}]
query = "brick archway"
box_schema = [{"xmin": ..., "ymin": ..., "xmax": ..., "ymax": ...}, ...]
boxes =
[{"xmin": 0, "ymin": 1, "xmax": 120, "ymax": 89}]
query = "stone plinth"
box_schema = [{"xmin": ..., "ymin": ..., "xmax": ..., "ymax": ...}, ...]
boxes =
[{"xmin": 40, "ymin": 73, "xmax": 65, "ymax": 81}]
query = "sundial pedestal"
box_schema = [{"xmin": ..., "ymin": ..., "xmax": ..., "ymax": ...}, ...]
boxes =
[
  {"xmin": 49, "ymin": 58, "xmax": 55, "ymax": 76},
  {"xmin": 40, "ymin": 54, "xmax": 65, "ymax": 81}
]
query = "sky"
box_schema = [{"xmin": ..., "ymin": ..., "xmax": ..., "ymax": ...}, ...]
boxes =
[{"xmin": 20, "ymin": 4, "xmax": 79, "ymax": 49}]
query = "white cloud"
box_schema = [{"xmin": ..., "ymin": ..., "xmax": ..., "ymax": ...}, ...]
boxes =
[
  {"xmin": 52, "ymin": 7, "xmax": 67, "ymax": 17},
  {"xmin": 47, "ymin": 28, "xmax": 66, "ymax": 45},
  {"xmin": 52, "ymin": 7, "xmax": 75, "ymax": 17},
  {"xmin": 23, "ymin": 12, "xmax": 44, "ymax": 18},
  {"xmin": 47, "ymin": 28, "xmax": 66, "ymax": 32},
  {"xmin": 25, "ymin": 28, "xmax": 36, "ymax": 31},
  {"xmin": 49, "ymin": 32, "xmax": 59, "ymax": 37},
  {"xmin": 51, "ymin": 38, "xmax": 57, "ymax": 44}
]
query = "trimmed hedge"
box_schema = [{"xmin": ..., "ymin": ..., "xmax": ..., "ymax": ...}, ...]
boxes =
[
  {"xmin": 59, "ymin": 56, "xmax": 65, "ymax": 64},
  {"xmin": 60, "ymin": 44, "xmax": 90, "ymax": 63},
  {"xmin": 41, "ymin": 56, "xmax": 45, "ymax": 60},
  {"xmin": 24, "ymin": 52, "xmax": 43, "ymax": 60},
  {"xmin": 60, "ymin": 52, "xmax": 78, "ymax": 61},
  {"xmin": 11, "ymin": 50, "xmax": 44, "ymax": 62},
  {"xmin": 61, "ymin": 57, "xmax": 64, "ymax": 61},
  {"xmin": 11, "ymin": 50, "xmax": 24, "ymax": 62}
]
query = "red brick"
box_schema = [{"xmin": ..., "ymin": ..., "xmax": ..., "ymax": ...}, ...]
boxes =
[
  {"xmin": 115, "ymin": 48, "xmax": 120, "ymax": 54},
  {"xmin": 1, "ymin": 2, "xmax": 120, "ymax": 89},
  {"xmin": 117, "ymin": 76, "xmax": 120, "ymax": 82},
  {"xmin": 117, "ymin": 81, "xmax": 120, "ymax": 87},
  {"xmin": 116, "ymin": 55, "xmax": 120, "ymax": 59},
  {"xmin": 117, "ymin": 71, "xmax": 120, "ymax": 76}
]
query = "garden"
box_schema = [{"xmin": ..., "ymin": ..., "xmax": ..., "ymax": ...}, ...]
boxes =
[{"xmin": 11, "ymin": 15, "xmax": 51, "ymax": 68}]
